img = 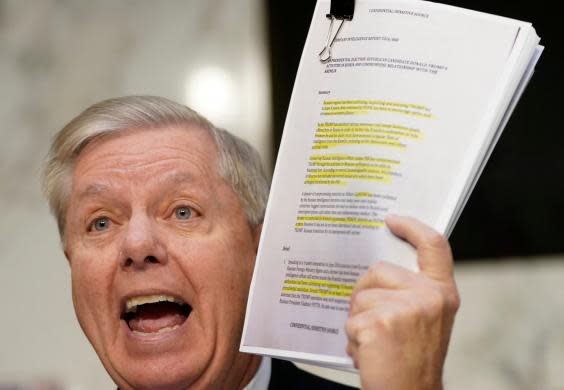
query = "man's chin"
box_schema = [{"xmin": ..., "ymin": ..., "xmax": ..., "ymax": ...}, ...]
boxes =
[
  {"xmin": 105, "ymin": 350, "xmax": 208, "ymax": 390},
  {"xmin": 101, "ymin": 317, "xmax": 211, "ymax": 390}
]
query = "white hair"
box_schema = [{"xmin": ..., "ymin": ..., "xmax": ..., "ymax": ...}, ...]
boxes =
[{"xmin": 41, "ymin": 95, "xmax": 270, "ymax": 243}]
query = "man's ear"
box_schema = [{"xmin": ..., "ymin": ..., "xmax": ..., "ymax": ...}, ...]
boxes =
[{"xmin": 252, "ymin": 224, "xmax": 263, "ymax": 253}]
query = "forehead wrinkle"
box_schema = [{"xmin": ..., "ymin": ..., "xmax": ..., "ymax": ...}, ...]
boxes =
[
  {"xmin": 75, "ymin": 127, "xmax": 219, "ymax": 176},
  {"xmin": 79, "ymin": 151, "xmax": 217, "ymax": 178},
  {"xmin": 74, "ymin": 168, "xmax": 211, "ymax": 206},
  {"xmin": 72, "ymin": 128, "xmax": 222, "ymax": 203}
]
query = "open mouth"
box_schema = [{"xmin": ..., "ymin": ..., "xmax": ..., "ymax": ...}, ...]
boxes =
[{"xmin": 121, "ymin": 295, "xmax": 192, "ymax": 335}]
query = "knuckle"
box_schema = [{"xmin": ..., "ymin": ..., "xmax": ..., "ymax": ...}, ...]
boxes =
[
  {"xmin": 345, "ymin": 317, "xmax": 360, "ymax": 338},
  {"xmin": 372, "ymin": 309, "xmax": 398, "ymax": 333},
  {"xmin": 426, "ymin": 288, "xmax": 447, "ymax": 316},
  {"xmin": 365, "ymin": 261, "xmax": 392, "ymax": 283},
  {"xmin": 371, "ymin": 260, "xmax": 394, "ymax": 274},
  {"xmin": 348, "ymin": 312, "xmax": 383, "ymax": 345},
  {"xmin": 446, "ymin": 287, "xmax": 461, "ymax": 312},
  {"xmin": 367, "ymin": 262, "xmax": 384, "ymax": 277},
  {"xmin": 345, "ymin": 342, "xmax": 353, "ymax": 357},
  {"xmin": 357, "ymin": 326, "xmax": 378, "ymax": 346},
  {"xmin": 426, "ymin": 231, "xmax": 449, "ymax": 249},
  {"xmin": 353, "ymin": 289, "xmax": 371, "ymax": 307},
  {"xmin": 420, "ymin": 283, "xmax": 461, "ymax": 317}
]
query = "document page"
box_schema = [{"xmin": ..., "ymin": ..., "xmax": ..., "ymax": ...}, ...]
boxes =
[{"xmin": 242, "ymin": 0, "xmax": 538, "ymax": 367}]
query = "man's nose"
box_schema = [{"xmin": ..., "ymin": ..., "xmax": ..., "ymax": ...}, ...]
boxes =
[{"xmin": 120, "ymin": 214, "xmax": 168, "ymax": 269}]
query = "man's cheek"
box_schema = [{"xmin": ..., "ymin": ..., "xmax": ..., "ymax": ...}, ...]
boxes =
[{"xmin": 71, "ymin": 263, "xmax": 105, "ymax": 313}]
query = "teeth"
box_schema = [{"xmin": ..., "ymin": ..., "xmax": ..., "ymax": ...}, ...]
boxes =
[
  {"xmin": 125, "ymin": 295, "xmax": 185, "ymax": 313},
  {"xmin": 132, "ymin": 324, "xmax": 180, "ymax": 336}
]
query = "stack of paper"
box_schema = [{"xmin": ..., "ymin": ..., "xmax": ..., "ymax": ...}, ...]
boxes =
[{"xmin": 242, "ymin": 0, "xmax": 542, "ymax": 368}]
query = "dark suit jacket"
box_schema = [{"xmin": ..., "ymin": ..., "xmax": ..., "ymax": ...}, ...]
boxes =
[{"xmin": 268, "ymin": 358, "xmax": 357, "ymax": 389}]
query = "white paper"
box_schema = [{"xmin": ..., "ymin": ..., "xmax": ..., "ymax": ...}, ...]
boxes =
[{"xmin": 242, "ymin": 0, "xmax": 541, "ymax": 367}]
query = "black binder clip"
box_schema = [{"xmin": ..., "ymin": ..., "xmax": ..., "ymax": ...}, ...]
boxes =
[{"xmin": 319, "ymin": 0, "xmax": 355, "ymax": 63}]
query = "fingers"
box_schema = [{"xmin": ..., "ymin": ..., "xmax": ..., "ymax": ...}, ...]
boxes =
[
  {"xmin": 345, "ymin": 290, "xmax": 428, "ymax": 370},
  {"xmin": 345, "ymin": 283, "xmax": 458, "ymax": 389},
  {"xmin": 352, "ymin": 260, "xmax": 419, "ymax": 297},
  {"xmin": 385, "ymin": 214, "xmax": 454, "ymax": 281},
  {"xmin": 346, "ymin": 302, "xmax": 393, "ymax": 370},
  {"xmin": 349, "ymin": 287, "xmax": 411, "ymax": 316},
  {"xmin": 350, "ymin": 215, "xmax": 459, "ymax": 319},
  {"xmin": 345, "ymin": 341, "xmax": 359, "ymax": 368},
  {"xmin": 347, "ymin": 287, "xmax": 444, "ymax": 341},
  {"xmin": 344, "ymin": 216, "xmax": 459, "ymax": 389}
]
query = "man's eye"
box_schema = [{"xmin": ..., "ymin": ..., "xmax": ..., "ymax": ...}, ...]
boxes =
[
  {"xmin": 92, "ymin": 217, "xmax": 111, "ymax": 231},
  {"xmin": 174, "ymin": 206, "xmax": 192, "ymax": 220}
]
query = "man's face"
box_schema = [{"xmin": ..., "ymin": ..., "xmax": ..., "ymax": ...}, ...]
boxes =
[{"xmin": 64, "ymin": 126, "xmax": 261, "ymax": 389}]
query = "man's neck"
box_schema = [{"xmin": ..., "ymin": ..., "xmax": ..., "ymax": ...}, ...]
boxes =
[{"xmin": 237, "ymin": 354, "xmax": 262, "ymax": 390}]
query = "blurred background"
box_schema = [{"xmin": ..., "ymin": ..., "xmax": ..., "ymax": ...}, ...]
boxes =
[{"xmin": 0, "ymin": 0, "xmax": 561, "ymax": 389}]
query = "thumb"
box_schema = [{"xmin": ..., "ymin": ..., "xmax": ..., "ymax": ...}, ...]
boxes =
[{"xmin": 385, "ymin": 214, "xmax": 454, "ymax": 281}]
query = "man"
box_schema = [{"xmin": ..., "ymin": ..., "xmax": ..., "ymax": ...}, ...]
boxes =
[{"xmin": 41, "ymin": 95, "xmax": 459, "ymax": 389}]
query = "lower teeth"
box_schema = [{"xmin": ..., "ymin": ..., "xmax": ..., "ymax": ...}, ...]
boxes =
[{"xmin": 132, "ymin": 325, "xmax": 180, "ymax": 336}]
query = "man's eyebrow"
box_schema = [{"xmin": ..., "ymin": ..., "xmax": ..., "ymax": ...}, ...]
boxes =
[
  {"xmin": 76, "ymin": 183, "xmax": 111, "ymax": 200},
  {"xmin": 157, "ymin": 172, "xmax": 196, "ymax": 186}
]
